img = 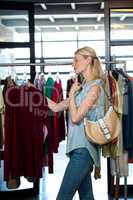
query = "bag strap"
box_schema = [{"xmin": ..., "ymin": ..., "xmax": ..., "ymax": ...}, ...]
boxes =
[
  {"xmin": 101, "ymin": 85, "xmax": 120, "ymax": 118},
  {"xmin": 103, "ymin": 87, "xmax": 112, "ymax": 105},
  {"xmin": 97, "ymin": 119, "xmax": 111, "ymax": 141}
]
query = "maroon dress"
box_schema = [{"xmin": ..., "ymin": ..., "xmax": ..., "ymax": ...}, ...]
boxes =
[{"xmin": 4, "ymin": 85, "xmax": 49, "ymax": 180}]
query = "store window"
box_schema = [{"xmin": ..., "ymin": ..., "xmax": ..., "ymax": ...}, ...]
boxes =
[
  {"xmin": 110, "ymin": 9, "xmax": 133, "ymax": 41},
  {"xmin": 79, "ymin": 41, "xmax": 105, "ymax": 57},
  {"xmin": 43, "ymin": 41, "xmax": 77, "ymax": 58},
  {"xmin": 111, "ymin": 46, "xmax": 133, "ymax": 71},
  {"xmin": 0, "ymin": 10, "xmax": 29, "ymax": 42},
  {"xmin": 78, "ymin": 30, "xmax": 105, "ymax": 40},
  {"xmin": 0, "ymin": 48, "xmax": 30, "ymax": 80},
  {"xmin": 42, "ymin": 32, "xmax": 77, "ymax": 41}
]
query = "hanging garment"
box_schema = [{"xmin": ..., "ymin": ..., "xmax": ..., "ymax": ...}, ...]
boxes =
[
  {"xmin": 123, "ymin": 76, "xmax": 133, "ymax": 160},
  {"xmin": 38, "ymin": 73, "xmax": 46, "ymax": 92},
  {"xmin": 34, "ymin": 73, "xmax": 39, "ymax": 88},
  {"xmin": 44, "ymin": 76, "xmax": 55, "ymax": 173},
  {"xmin": 102, "ymin": 71, "xmax": 123, "ymax": 158},
  {"xmin": 110, "ymin": 151, "xmax": 128, "ymax": 177},
  {"xmin": 4, "ymin": 85, "xmax": 49, "ymax": 181},
  {"xmin": 51, "ymin": 79, "xmax": 65, "ymax": 152},
  {"xmin": 66, "ymin": 78, "xmax": 75, "ymax": 98},
  {"xmin": 65, "ymin": 78, "xmax": 75, "ymax": 133},
  {"xmin": 2, "ymin": 76, "xmax": 16, "ymax": 103},
  {"xmin": 0, "ymin": 86, "xmax": 4, "ymax": 148},
  {"xmin": 119, "ymin": 74, "xmax": 133, "ymax": 157}
]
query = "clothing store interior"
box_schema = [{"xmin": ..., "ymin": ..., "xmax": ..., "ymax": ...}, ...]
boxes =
[{"xmin": 0, "ymin": 0, "xmax": 133, "ymax": 199}]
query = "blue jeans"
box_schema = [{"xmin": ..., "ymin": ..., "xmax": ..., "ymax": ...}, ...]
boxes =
[{"xmin": 56, "ymin": 148, "xmax": 95, "ymax": 200}]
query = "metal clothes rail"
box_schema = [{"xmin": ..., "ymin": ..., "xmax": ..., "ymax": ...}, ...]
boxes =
[
  {"xmin": 0, "ymin": 62, "xmax": 72, "ymax": 67},
  {"xmin": 103, "ymin": 60, "xmax": 126, "ymax": 71},
  {"xmin": 0, "ymin": 60, "xmax": 126, "ymax": 67}
]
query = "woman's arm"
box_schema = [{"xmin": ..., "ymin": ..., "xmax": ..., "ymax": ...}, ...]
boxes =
[
  {"xmin": 69, "ymin": 84, "xmax": 101, "ymax": 123},
  {"xmin": 47, "ymin": 97, "xmax": 69, "ymax": 112}
]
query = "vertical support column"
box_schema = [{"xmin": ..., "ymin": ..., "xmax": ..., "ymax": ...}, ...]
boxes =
[
  {"xmin": 29, "ymin": 4, "xmax": 39, "ymax": 195},
  {"xmin": 29, "ymin": 4, "xmax": 36, "ymax": 83},
  {"xmin": 40, "ymin": 32, "xmax": 44, "ymax": 73},
  {"xmin": 104, "ymin": 0, "xmax": 111, "ymax": 70},
  {"xmin": 76, "ymin": 32, "xmax": 79, "ymax": 49},
  {"xmin": 104, "ymin": 0, "xmax": 112, "ymax": 195}
]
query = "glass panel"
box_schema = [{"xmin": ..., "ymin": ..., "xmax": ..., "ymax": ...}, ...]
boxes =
[
  {"xmin": 78, "ymin": 30, "xmax": 105, "ymax": 40},
  {"xmin": 0, "ymin": 48, "xmax": 30, "ymax": 80},
  {"xmin": 111, "ymin": 46, "xmax": 133, "ymax": 57},
  {"xmin": 43, "ymin": 41, "xmax": 77, "ymax": 57},
  {"xmin": 110, "ymin": 9, "xmax": 133, "ymax": 41},
  {"xmin": 111, "ymin": 46, "xmax": 133, "ymax": 71},
  {"xmin": 35, "ymin": 32, "xmax": 41, "ymax": 42},
  {"xmin": 0, "ymin": 9, "xmax": 29, "ymax": 42},
  {"xmin": 78, "ymin": 41, "xmax": 105, "ymax": 57},
  {"xmin": 42, "ymin": 32, "xmax": 77, "ymax": 41},
  {"xmin": 35, "ymin": 42, "xmax": 42, "ymax": 58},
  {"xmin": 13, "ymin": 48, "xmax": 30, "ymax": 59},
  {"xmin": 13, "ymin": 32, "xmax": 29, "ymax": 43}
]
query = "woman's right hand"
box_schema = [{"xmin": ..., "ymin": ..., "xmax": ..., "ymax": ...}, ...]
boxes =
[{"xmin": 69, "ymin": 78, "xmax": 81, "ymax": 97}]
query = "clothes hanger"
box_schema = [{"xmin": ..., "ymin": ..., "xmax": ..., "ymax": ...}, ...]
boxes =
[
  {"xmin": 48, "ymin": 69, "xmax": 52, "ymax": 77},
  {"xmin": 56, "ymin": 71, "xmax": 60, "ymax": 83}
]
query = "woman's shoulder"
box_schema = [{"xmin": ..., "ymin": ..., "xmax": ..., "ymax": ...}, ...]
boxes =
[
  {"xmin": 93, "ymin": 78, "xmax": 103, "ymax": 84},
  {"xmin": 86, "ymin": 79, "xmax": 103, "ymax": 88}
]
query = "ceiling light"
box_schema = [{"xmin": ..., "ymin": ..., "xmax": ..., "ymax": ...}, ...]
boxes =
[
  {"xmin": 49, "ymin": 16, "xmax": 55, "ymax": 23},
  {"xmin": 35, "ymin": 26, "xmax": 41, "ymax": 31},
  {"xmin": 40, "ymin": 3, "xmax": 47, "ymax": 10},
  {"xmin": 24, "ymin": 16, "xmax": 28, "ymax": 21},
  {"xmin": 71, "ymin": 3, "xmax": 76, "ymax": 10},
  {"xmin": 75, "ymin": 26, "xmax": 79, "ymax": 31},
  {"xmin": 56, "ymin": 26, "xmax": 60, "ymax": 31},
  {"xmin": 120, "ymin": 14, "xmax": 127, "ymax": 21},
  {"xmin": 73, "ymin": 15, "xmax": 77, "ymax": 22},
  {"xmin": 97, "ymin": 14, "xmax": 102, "ymax": 22},
  {"xmin": 100, "ymin": 2, "xmax": 104, "ymax": 9},
  {"xmin": 94, "ymin": 25, "xmax": 99, "ymax": 30}
]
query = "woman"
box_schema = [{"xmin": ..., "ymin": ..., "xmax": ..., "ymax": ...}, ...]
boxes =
[{"xmin": 47, "ymin": 46, "xmax": 104, "ymax": 200}]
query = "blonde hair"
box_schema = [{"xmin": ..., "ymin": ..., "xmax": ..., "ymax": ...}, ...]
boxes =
[{"xmin": 75, "ymin": 46, "xmax": 104, "ymax": 80}]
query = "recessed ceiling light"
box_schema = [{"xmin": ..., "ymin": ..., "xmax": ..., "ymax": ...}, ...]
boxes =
[{"xmin": 40, "ymin": 3, "xmax": 47, "ymax": 10}]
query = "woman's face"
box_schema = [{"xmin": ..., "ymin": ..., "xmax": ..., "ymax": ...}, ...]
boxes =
[{"xmin": 72, "ymin": 53, "xmax": 92, "ymax": 74}]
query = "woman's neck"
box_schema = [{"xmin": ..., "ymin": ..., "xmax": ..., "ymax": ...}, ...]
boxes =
[{"xmin": 82, "ymin": 72, "xmax": 93, "ymax": 83}]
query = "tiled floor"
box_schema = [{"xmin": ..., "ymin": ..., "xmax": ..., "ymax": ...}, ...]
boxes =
[{"xmin": 1, "ymin": 141, "xmax": 133, "ymax": 199}]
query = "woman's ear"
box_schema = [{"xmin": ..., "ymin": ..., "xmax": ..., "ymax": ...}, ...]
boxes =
[{"xmin": 86, "ymin": 57, "xmax": 91, "ymax": 67}]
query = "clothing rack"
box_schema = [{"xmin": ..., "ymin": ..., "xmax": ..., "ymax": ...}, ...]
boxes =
[
  {"xmin": 0, "ymin": 61, "xmax": 72, "ymax": 197},
  {"xmin": 104, "ymin": 60, "xmax": 129, "ymax": 199},
  {"xmin": 0, "ymin": 62, "xmax": 73, "ymax": 84},
  {"xmin": 0, "ymin": 60, "xmax": 126, "ymax": 66},
  {"xmin": 103, "ymin": 60, "xmax": 126, "ymax": 72},
  {"xmin": 0, "ymin": 62, "xmax": 72, "ymax": 67},
  {"xmin": 16, "ymin": 72, "xmax": 72, "ymax": 75},
  {"xmin": 0, "ymin": 60, "xmax": 131, "ymax": 199},
  {"xmin": 103, "ymin": 60, "xmax": 126, "ymax": 64},
  {"xmin": 0, "ymin": 62, "xmax": 44, "ymax": 196}
]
